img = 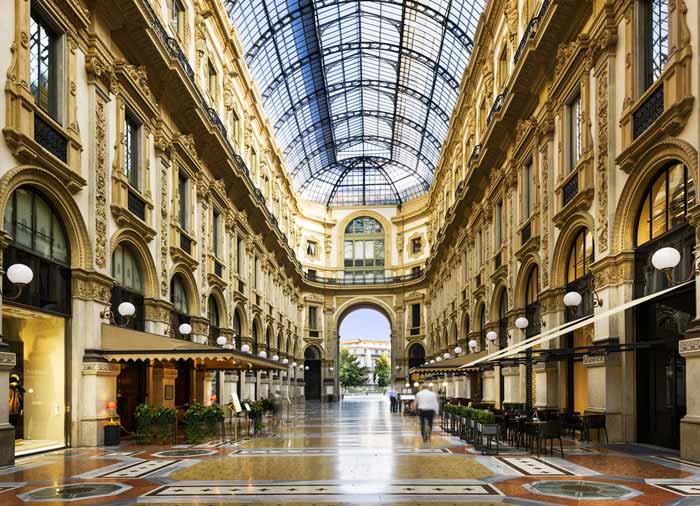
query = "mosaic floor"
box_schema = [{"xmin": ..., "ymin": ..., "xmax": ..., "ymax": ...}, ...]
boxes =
[{"xmin": 2, "ymin": 396, "xmax": 700, "ymax": 505}]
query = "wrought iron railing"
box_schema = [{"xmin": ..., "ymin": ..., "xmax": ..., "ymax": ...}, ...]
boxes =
[
  {"xmin": 214, "ymin": 260, "xmax": 223, "ymax": 278},
  {"xmin": 562, "ymin": 172, "xmax": 579, "ymax": 207},
  {"xmin": 180, "ymin": 233, "xmax": 192, "ymax": 255},
  {"xmin": 469, "ymin": 144, "xmax": 482, "ymax": 164},
  {"xmin": 34, "ymin": 114, "xmax": 68, "ymax": 162},
  {"xmin": 128, "ymin": 189, "xmax": 146, "ymax": 221},
  {"xmin": 487, "ymin": 88, "xmax": 508, "ymax": 126},
  {"xmin": 304, "ymin": 269, "xmax": 424, "ymax": 286},
  {"xmin": 514, "ymin": 0, "xmax": 551, "ymax": 64},
  {"xmin": 633, "ymin": 83, "xmax": 664, "ymax": 139},
  {"xmin": 521, "ymin": 221, "xmax": 532, "ymax": 245}
]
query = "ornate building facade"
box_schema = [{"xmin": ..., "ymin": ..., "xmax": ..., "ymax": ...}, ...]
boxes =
[{"xmin": 0, "ymin": 0, "xmax": 698, "ymax": 465}]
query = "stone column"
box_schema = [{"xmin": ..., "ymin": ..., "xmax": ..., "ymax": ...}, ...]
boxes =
[
  {"xmin": 502, "ymin": 366, "xmax": 521, "ymax": 404},
  {"xmin": 151, "ymin": 364, "xmax": 178, "ymax": 409},
  {"xmin": 534, "ymin": 362, "xmax": 559, "ymax": 408},
  {"xmin": 0, "ymin": 347, "xmax": 16, "ymax": 466},
  {"xmin": 203, "ymin": 371, "xmax": 216, "ymax": 404},
  {"xmin": 482, "ymin": 369, "xmax": 496, "ymax": 403},
  {"xmin": 680, "ymin": 336, "xmax": 700, "ymax": 461},
  {"xmin": 79, "ymin": 358, "xmax": 121, "ymax": 447}
]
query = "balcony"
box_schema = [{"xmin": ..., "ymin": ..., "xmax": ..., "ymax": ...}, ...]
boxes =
[
  {"xmin": 521, "ymin": 221, "xmax": 532, "ymax": 245},
  {"xmin": 303, "ymin": 269, "xmax": 424, "ymax": 286},
  {"xmin": 127, "ymin": 188, "xmax": 146, "ymax": 221},
  {"xmin": 632, "ymin": 83, "xmax": 664, "ymax": 140},
  {"xmin": 562, "ymin": 172, "xmax": 579, "ymax": 207},
  {"xmin": 34, "ymin": 113, "xmax": 68, "ymax": 163},
  {"xmin": 487, "ymin": 88, "xmax": 508, "ymax": 126}
]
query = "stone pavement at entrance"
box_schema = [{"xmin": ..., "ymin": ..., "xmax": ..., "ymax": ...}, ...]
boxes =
[{"xmin": 1, "ymin": 395, "xmax": 699, "ymax": 505}]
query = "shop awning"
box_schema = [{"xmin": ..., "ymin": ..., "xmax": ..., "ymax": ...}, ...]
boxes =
[
  {"xmin": 462, "ymin": 280, "xmax": 692, "ymax": 369},
  {"xmin": 410, "ymin": 350, "xmax": 489, "ymax": 374},
  {"xmin": 90, "ymin": 324, "xmax": 286, "ymax": 371}
]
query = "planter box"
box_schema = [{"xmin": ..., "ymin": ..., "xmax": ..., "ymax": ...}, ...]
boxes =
[{"xmin": 104, "ymin": 425, "xmax": 120, "ymax": 446}]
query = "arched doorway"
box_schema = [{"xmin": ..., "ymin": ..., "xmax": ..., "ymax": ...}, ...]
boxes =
[
  {"xmin": 338, "ymin": 306, "xmax": 392, "ymax": 392},
  {"xmin": 408, "ymin": 343, "xmax": 425, "ymax": 369},
  {"xmin": 634, "ymin": 162, "xmax": 694, "ymax": 449},
  {"xmin": 304, "ymin": 346, "xmax": 322, "ymax": 399}
]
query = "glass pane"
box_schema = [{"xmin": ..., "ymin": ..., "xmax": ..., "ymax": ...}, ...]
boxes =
[
  {"xmin": 3, "ymin": 194, "xmax": 13, "ymax": 235},
  {"xmin": 650, "ymin": 173, "xmax": 667, "ymax": 239},
  {"xmin": 52, "ymin": 215, "xmax": 68, "ymax": 263},
  {"xmin": 15, "ymin": 189, "xmax": 33, "ymax": 249},
  {"xmin": 637, "ymin": 195, "xmax": 651, "ymax": 245},
  {"xmin": 354, "ymin": 240, "xmax": 364, "ymax": 260},
  {"xmin": 375, "ymin": 240, "xmax": 385, "ymax": 259},
  {"xmin": 112, "ymin": 246, "xmax": 124, "ymax": 285},
  {"xmin": 668, "ymin": 163, "xmax": 686, "ymax": 228},
  {"xmin": 344, "ymin": 240, "xmax": 352, "ymax": 260},
  {"xmin": 34, "ymin": 194, "xmax": 52, "ymax": 258},
  {"xmin": 364, "ymin": 240, "xmax": 374, "ymax": 260}
]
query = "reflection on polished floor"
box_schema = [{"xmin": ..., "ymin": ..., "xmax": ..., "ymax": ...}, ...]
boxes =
[{"xmin": 2, "ymin": 395, "xmax": 699, "ymax": 505}]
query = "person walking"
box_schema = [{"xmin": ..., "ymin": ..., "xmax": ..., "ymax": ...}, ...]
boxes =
[
  {"xmin": 388, "ymin": 388, "xmax": 398, "ymax": 413},
  {"xmin": 415, "ymin": 384, "xmax": 439, "ymax": 442}
]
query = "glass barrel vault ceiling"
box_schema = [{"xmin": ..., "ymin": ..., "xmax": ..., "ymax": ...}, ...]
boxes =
[{"xmin": 224, "ymin": 0, "xmax": 486, "ymax": 206}]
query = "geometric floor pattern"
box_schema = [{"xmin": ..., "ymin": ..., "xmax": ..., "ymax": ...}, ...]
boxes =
[{"xmin": 1, "ymin": 395, "xmax": 699, "ymax": 505}]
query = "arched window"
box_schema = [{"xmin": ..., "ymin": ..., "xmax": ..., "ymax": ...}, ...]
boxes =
[
  {"xmin": 111, "ymin": 244, "xmax": 145, "ymax": 330},
  {"xmin": 408, "ymin": 343, "xmax": 425, "ymax": 369},
  {"xmin": 3, "ymin": 186, "xmax": 71, "ymax": 315},
  {"xmin": 170, "ymin": 274, "xmax": 190, "ymax": 339},
  {"xmin": 252, "ymin": 320, "xmax": 260, "ymax": 354},
  {"xmin": 266, "ymin": 327, "xmax": 272, "ymax": 352},
  {"xmin": 498, "ymin": 289, "xmax": 508, "ymax": 349},
  {"xmin": 208, "ymin": 295, "xmax": 220, "ymax": 346},
  {"xmin": 636, "ymin": 163, "xmax": 695, "ymax": 246},
  {"xmin": 566, "ymin": 228, "xmax": 594, "ymax": 320},
  {"xmin": 477, "ymin": 304, "xmax": 486, "ymax": 351},
  {"xmin": 464, "ymin": 315, "xmax": 470, "ymax": 349},
  {"xmin": 566, "ymin": 228, "xmax": 593, "ymax": 283},
  {"xmin": 233, "ymin": 307, "xmax": 242, "ymax": 339},
  {"xmin": 524, "ymin": 265, "xmax": 541, "ymax": 336},
  {"xmin": 498, "ymin": 46, "xmax": 509, "ymax": 90},
  {"xmin": 343, "ymin": 216, "xmax": 385, "ymax": 282},
  {"xmin": 525, "ymin": 265, "xmax": 539, "ymax": 306}
]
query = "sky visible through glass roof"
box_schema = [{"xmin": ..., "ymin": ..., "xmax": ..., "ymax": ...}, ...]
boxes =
[{"xmin": 225, "ymin": 0, "xmax": 486, "ymax": 206}]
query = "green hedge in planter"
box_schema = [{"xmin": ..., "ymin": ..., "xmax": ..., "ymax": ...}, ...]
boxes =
[
  {"xmin": 244, "ymin": 399, "xmax": 266, "ymax": 434},
  {"xmin": 184, "ymin": 403, "xmax": 224, "ymax": 443},
  {"xmin": 134, "ymin": 404, "xmax": 176, "ymax": 444}
]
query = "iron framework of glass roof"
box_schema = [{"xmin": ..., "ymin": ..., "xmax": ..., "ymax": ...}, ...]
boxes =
[{"xmin": 224, "ymin": 0, "xmax": 485, "ymax": 206}]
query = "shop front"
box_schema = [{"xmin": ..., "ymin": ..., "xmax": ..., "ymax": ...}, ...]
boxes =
[{"xmin": 3, "ymin": 186, "xmax": 71, "ymax": 456}]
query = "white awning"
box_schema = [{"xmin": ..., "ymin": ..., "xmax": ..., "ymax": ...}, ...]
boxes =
[{"xmin": 462, "ymin": 280, "xmax": 692, "ymax": 368}]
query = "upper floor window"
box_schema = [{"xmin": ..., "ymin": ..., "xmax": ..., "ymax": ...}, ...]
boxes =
[
  {"xmin": 171, "ymin": 0, "xmax": 185, "ymax": 39},
  {"xmin": 495, "ymin": 200, "xmax": 503, "ymax": 248},
  {"xmin": 636, "ymin": 163, "xmax": 695, "ymax": 246},
  {"xmin": 523, "ymin": 160, "xmax": 534, "ymax": 220},
  {"xmin": 3, "ymin": 186, "xmax": 68, "ymax": 265},
  {"xmin": 207, "ymin": 59, "xmax": 217, "ymax": 100},
  {"xmin": 254, "ymin": 256, "xmax": 260, "ymax": 290},
  {"xmin": 112, "ymin": 244, "xmax": 144, "ymax": 294},
  {"xmin": 498, "ymin": 46, "xmax": 508, "ymax": 90},
  {"xmin": 213, "ymin": 208, "xmax": 222, "ymax": 257},
  {"xmin": 308, "ymin": 306, "xmax": 318, "ymax": 330},
  {"xmin": 236, "ymin": 236, "xmax": 243, "ymax": 274},
  {"xmin": 476, "ymin": 230, "xmax": 482, "ymax": 267},
  {"xmin": 643, "ymin": 0, "xmax": 669, "ymax": 89},
  {"xmin": 30, "ymin": 11, "xmax": 60, "ymax": 119},
  {"xmin": 566, "ymin": 228, "xmax": 593, "ymax": 283},
  {"xmin": 111, "ymin": 244, "xmax": 145, "ymax": 330},
  {"xmin": 344, "ymin": 216, "xmax": 385, "ymax": 281},
  {"xmin": 479, "ymin": 99, "xmax": 488, "ymax": 132},
  {"xmin": 124, "ymin": 113, "xmax": 141, "ymax": 190},
  {"xmin": 171, "ymin": 275, "xmax": 189, "ymax": 314},
  {"xmin": 306, "ymin": 240, "xmax": 318, "ymax": 258},
  {"xmin": 411, "ymin": 237, "xmax": 422, "ymax": 254},
  {"xmin": 411, "ymin": 303, "xmax": 421, "ymax": 329},
  {"xmin": 178, "ymin": 170, "xmax": 189, "ymax": 230},
  {"xmin": 525, "ymin": 265, "xmax": 539, "ymax": 306},
  {"xmin": 568, "ymin": 92, "xmax": 582, "ymax": 171}
]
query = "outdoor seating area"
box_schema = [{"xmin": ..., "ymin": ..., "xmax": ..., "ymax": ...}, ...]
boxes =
[{"xmin": 442, "ymin": 403, "xmax": 608, "ymax": 456}]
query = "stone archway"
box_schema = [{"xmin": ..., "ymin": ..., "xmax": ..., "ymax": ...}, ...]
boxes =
[{"xmin": 334, "ymin": 298, "xmax": 396, "ymax": 394}]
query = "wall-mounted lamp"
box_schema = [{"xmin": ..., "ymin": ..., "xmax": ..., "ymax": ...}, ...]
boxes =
[
  {"xmin": 100, "ymin": 301, "xmax": 136, "ymax": 327},
  {"xmin": 454, "ymin": 346, "xmax": 463, "ymax": 355},
  {"xmin": 652, "ymin": 246, "xmax": 682, "ymax": 284},
  {"xmin": 443, "ymin": 352, "xmax": 451, "ymax": 359},
  {"xmin": 468, "ymin": 339, "xmax": 477, "ymax": 352},
  {"xmin": 486, "ymin": 331, "xmax": 498, "ymax": 342},
  {"xmin": 165, "ymin": 322, "xmax": 191, "ymax": 338},
  {"xmin": 4, "ymin": 263, "xmax": 33, "ymax": 300},
  {"xmin": 241, "ymin": 344, "xmax": 251, "ymax": 353},
  {"xmin": 259, "ymin": 350, "xmax": 268, "ymax": 358}
]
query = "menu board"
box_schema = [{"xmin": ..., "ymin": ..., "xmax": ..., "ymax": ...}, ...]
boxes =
[{"xmin": 230, "ymin": 392, "xmax": 242, "ymax": 413}]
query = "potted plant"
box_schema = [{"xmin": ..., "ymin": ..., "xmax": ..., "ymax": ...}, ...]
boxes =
[
  {"xmin": 478, "ymin": 409, "xmax": 499, "ymax": 455},
  {"xmin": 134, "ymin": 404, "xmax": 176, "ymax": 444},
  {"xmin": 183, "ymin": 403, "xmax": 225, "ymax": 443}
]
